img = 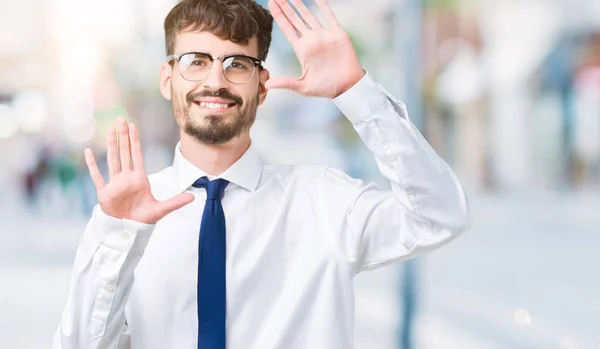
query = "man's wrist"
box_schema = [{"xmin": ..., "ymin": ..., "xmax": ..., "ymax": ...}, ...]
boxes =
[
  {"xmin": 332, "ymin": 71, "xmax": 388, "ymax": 124},
  {"xmin": 333, "ymin": 69, "xmax": 366, "ymax": 98},
  {"xmin": 93, "ymin": 205, "xmax": 155, "ymax": 254}
]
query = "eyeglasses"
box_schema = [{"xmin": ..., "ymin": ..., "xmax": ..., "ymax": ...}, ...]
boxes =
[{"xmin": 166, "ymin": 52, "xmax": 264, "ymax": 84}]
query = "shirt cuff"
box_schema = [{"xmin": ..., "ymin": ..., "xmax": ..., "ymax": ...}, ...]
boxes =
[
  {"xmin": 332, "ymin": 71, "xmax": 388, "ymax": 124},
  {"xmin": 93, "ymin": 206, "xmax": 155, "ymax": 254}
]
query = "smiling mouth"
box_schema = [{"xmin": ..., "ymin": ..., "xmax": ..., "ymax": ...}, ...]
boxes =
[{"xmin": 193, "ymin": 101, "xmax": 237, "ymax": 110}]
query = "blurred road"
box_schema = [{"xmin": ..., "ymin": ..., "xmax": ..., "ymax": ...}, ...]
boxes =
[
  {"xmin": 416, "ymin": 190, "xmax": 600, "ymax": 349},
  {"xmin": 1, "ymin": 187, "xmax": 598, "ymax": 349}
]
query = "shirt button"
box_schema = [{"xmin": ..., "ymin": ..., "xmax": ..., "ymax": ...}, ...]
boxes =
[
  {"xmin": 120, "ymin": 231, "xmax": 131, "ymax": 240},
  {"xmin": 105, "ymin": 284, "xmax": 115, "ymax": 292}
]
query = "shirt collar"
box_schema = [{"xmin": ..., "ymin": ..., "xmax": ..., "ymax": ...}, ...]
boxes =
[{"xmin": 171, "ymin": 140, "xmax": 263, "ymax": 194}]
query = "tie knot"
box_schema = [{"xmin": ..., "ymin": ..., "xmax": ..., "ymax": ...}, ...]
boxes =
[{"xmin": 192, "ymin": 177, "xmax": 229, "ymax": 200}]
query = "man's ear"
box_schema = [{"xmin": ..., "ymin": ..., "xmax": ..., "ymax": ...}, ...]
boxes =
[
  {"xmin": 159, "ymin": 63, "xmax": 173, "ymax": 100},
  {"xmin": 258, "ymin": 68, "xmax": 270, "ymax": 105}
]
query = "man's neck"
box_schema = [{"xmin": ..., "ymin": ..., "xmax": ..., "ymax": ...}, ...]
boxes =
[{"xmin": 179, "ymin": 132, "xmax": 251, "ymax": 176}]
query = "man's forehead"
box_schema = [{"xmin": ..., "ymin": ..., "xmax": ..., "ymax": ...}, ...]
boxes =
[{"xmin": 174, "ymin": 31, "xmax": 259, "ymax": 57}]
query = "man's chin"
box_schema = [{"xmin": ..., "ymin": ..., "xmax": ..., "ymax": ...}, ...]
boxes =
[
  {"xmin": 183, "ymin": 123, "xmax": 243, "ymax": 145},
  {"xmin": 189, "ymin": 110, "xmax": 237, "ymax": 126}
]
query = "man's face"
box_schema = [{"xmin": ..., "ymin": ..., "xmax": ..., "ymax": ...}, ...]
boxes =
[{"xmin": 160, "ymin": 31, "xmax": 269, "ymax": 145}]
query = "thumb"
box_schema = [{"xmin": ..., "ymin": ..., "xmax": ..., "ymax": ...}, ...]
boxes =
[
  {"xmin": 265, "ymin": 76, "xmax": 303, "ymax": 92},
  {"xmin": 155, "ymin": 193, "xmax": 195, "ymax": 219}
]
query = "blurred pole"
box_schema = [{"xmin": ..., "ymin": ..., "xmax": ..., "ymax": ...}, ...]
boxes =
[
  {"xmin": 400, "ymin": 259, "xmax": 418, "ymax": 349},
  {"xmin": 396, "ymin": 0, "xmax": 424, "ymax": 131},
  {"xmin": 557, "ymin": 36, "xmax": 576, "ymax": 187},
  {"xmin": 394, "ymin": 0, "xmax": 423, "ymax": 349}
]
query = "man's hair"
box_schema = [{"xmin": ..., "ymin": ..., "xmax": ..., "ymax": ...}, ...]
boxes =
[{"xmin": 164, "ymin": 0, "xmax": 274, "ymax": 61}]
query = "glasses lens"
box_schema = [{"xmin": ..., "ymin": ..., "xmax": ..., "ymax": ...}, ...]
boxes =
[
  {"xmin": 223, "ymin": 56, "xmax": 256, "ymax": 84},
  {"xmin": 179, "ymin": 53, "xmax": 212, "ymax": 81}
]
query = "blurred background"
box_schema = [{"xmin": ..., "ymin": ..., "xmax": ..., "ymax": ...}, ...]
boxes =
[{"xmin": 1, "ymin": 0, "xmax": 599, "ymax": 348}]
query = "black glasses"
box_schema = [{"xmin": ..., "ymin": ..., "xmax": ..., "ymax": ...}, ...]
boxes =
[{"xmin": 166, "ymin": 52, "xmax": 264, "ymax": 84}]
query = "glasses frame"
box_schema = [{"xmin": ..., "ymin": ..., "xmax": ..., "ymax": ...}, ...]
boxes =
[{"xmin": 166, "ymin": 52, "xmax": 264, "ymax": 85}]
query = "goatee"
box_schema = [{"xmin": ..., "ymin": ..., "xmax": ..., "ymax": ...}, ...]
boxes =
[{"xmin": 172, "ymin": 88, "xmax": 258, "ymax": 145}]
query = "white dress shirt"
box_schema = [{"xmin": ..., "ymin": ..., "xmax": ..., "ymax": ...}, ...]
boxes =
[{"xmin": 53, "ymin": 72, "xmax": 471, "ymax": 349}]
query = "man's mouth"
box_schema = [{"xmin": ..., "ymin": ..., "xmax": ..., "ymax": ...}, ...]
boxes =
[
  {"xmin": 194, "ymin": 101, "xmax": 236, "ymax": 109},
  {"xmin": 192, "ymin": 100, "xmax": 237, "ymax": 112}
]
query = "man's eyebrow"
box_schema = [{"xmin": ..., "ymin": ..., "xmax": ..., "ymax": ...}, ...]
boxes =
[
  {"xmin": 223, "ymin": 52, "xmax": 253, "ymax": 57},
  {"xmin": 183, "ymin": 51, "xmax": 258, "ymax": 58}
]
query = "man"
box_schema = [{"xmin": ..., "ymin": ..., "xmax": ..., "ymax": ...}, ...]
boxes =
[{"xmin": 53, "ymin": 0, "xmax": 471, "ymax": 348}]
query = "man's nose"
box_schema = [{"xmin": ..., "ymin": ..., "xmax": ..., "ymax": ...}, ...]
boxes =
[{"xmin": 202, "ymin": 60, "xmax": 229, "ymax": 91}]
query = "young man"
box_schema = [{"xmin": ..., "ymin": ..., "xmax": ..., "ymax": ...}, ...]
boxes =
[{"xmin": 53, "ymin": 0, "xmax": 471, "ymax": 348}]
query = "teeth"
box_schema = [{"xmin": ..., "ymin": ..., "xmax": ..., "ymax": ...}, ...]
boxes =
[{"xmin": 199, "ymin": 102, "xmax": 230, "ymax": 109}]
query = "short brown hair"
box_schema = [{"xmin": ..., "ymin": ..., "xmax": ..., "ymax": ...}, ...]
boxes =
[{"xmin": 164, "ymin": 0, "xmax": 273, "ymax": 61}]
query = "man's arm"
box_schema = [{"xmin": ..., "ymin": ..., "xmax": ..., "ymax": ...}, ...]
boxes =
[
  {"xmin": 264, "ymin": 0, "xmax": 470, "ymax": 273},
  {"xmin": 323, "ymin": 73, "xmax": 471, "ymax": 273},
  {"xmin": 52, "ymin": 207, "xmax": 153, "ymax": 349},
  {"xmin": 53, "ymin": 117, "xmax": 194, "ymax": 348}
]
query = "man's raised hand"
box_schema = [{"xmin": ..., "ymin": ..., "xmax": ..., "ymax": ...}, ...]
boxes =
[
  {"xmin": 266, "ymin": 0, "xmax": 365, "ymax": 98},
  {"xmin": 84, "ymin": 116, "xmax": 194, "ymax": 224}
]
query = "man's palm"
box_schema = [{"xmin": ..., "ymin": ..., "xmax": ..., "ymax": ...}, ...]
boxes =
[
  {"xmin": 85, "ymin": 117, "xmax": 194, "ymax": 225},
  {"xmin": 266, "ymin": 0, "xmax": 364, "ymax": 98}
]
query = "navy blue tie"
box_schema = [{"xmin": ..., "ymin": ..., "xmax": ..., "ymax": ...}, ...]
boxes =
[{"xmin": 192, "ymin": 177, "xmax": 229, "ymax": 349}]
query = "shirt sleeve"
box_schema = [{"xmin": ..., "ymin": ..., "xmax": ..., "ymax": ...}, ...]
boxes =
[
  {"xmin": 52, "ymin": 205, "xmax": 154, "ymax": 349},
  {"xmin": 325, "ymin": 72, "xmax": 472, "ymax": 274}
]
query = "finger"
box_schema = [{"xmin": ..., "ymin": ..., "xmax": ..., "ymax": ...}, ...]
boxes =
[
  {"xmin": 155, "ymin": 193, "xmax": 195, "ymax": 219},
  {"xmin": 275, "ymin": 0, "xmax": 309, "ymax": 34},
  {"xmin": 84, "ymin": 148, "xmax": 106, "ymax": 190},
  {"xmin": 268, "ymin": 0, "xmax": 300, "ymax": 43},
  {"xmin": 129, "ymin": 123, "xmax": 146, "ymax": 173},
  {"xmin": 117, "ymin": 116, "xmax": 132, "ymax": 172},
  {"xmin": 107, "ymin": 125, "xmax": 119, "ymax": 179},
  {"xmin": 315, "ymin": 0, "xmax": 339, "ymax": 27},
  {"xmin": 265, "ymin": 76, "xmax": 304, "ymax": 92},
  {"xmin": 290, "ymin": 0, "xmax": 322, "ymax": 30}
]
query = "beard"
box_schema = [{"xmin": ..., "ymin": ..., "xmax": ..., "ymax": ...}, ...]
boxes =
[{"xmin": 172, "ymin": 87, "xmax": 258, "ymax": 145}]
